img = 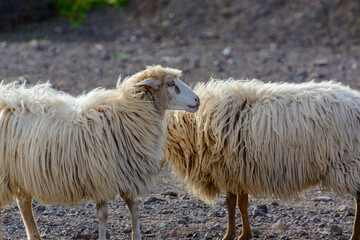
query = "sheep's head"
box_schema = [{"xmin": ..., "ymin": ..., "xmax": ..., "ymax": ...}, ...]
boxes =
[{"xmin": 133, "ymin": 66, "xmax": 200, "ymax": 113}]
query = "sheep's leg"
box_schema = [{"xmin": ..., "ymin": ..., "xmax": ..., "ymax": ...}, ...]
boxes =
[
  {"xmin": 16, "ymin": 196, "xmax": 41, "ymax": 240},
  {"xmin": 222, "ymin": 192, "xmax": 237, "ymax": 240},
  {"xmin": 122, "ymin": 194, "xmax": 141, "ymax": 240},
  {"xmin": 237, "ymin": 193, "xmax": 253, "ymax": 240},
  {"xmin": 96, "ymin": 201, "xmax": 108, "ymax": 240},
  {"xmin": 351, "ymin": 194, "xmax": 360, "ymax": 240}
]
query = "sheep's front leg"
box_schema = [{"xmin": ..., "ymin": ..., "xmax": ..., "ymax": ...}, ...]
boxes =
[
  {"xmin": 222, "ymin": 192, "xmax": 237, "ymax": 240},
  {"xmin": 351, "ymin": 194, "xmax": 360, "ymax": 240},
  {"xmin": 16, "ymin": 196, "xmax": 41, "ymax": 240},
  {"xmin": 96, "ymin": 201, "xmax": 108, "ymax": 240},
  {"xmin": 237, "ymin": 193, "xmax": 253, "ymax": 240},
  {"xmin": 122, "ymin": 194, "xmax": 141, "ymax": 240}
]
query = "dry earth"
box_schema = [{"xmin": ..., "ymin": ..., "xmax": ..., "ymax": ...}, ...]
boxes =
[{"xmin": 0, "ymin": 0, "xmax": 360, "ymax": 239}]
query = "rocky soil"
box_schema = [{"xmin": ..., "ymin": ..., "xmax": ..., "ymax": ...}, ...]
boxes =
[{"xmin": 0, "ymin": 0, "xmax": 360, "ymax": 239}]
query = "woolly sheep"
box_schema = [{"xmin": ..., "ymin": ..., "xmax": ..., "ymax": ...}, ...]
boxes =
[
  {"xmin": 164, "ymin": 79, "xmax": 360, "ymax": 240},
  {"xmin": 0, "ymin": 65, "xmax": 200, "ymax": 240}
]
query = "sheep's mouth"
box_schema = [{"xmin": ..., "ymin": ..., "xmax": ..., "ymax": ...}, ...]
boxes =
[{"xmin": 187, "ymin": 104, "xmax": 199, "ymax": 112}]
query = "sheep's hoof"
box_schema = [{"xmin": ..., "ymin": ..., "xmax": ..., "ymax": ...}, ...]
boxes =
[
  {"xmin": 237, "ymin": 232, "xmax": 253, "ymax": 240},
  {"xmin": 222, "ymin": 233, "xmax": 236, "ymax": 240}
]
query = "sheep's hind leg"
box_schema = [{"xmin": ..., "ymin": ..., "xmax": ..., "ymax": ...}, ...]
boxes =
[
  {"xmin": 96, "ymin": 201, "xmax": 108, "ymax": 240},
  {"xmin": 16, "ymin": 194, "xmax": 41, "ymax": 240},
  {"xmin": 222, "ymin": 192, "xmax": 237, "ymax": 240},
  {"xmin": 237, "ymin": 193, "xmax": 253, "ymax": 240},
  {"xmin": 122, "ymin": 194, "xmax": 141, "ymax": 240},
  {"xmin": 351, "ymin": 193, "xmax": 360, "ymax": 240}
]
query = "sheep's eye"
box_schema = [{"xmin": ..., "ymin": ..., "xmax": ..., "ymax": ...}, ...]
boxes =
[{"xmin": 166, "ymin": 81, "xmax": 175, "ymax": 87}]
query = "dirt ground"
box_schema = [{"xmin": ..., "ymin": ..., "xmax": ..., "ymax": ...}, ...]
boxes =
[{"xmin": 0, "ymin": 0, "xmax": 360, "ymax": 239}]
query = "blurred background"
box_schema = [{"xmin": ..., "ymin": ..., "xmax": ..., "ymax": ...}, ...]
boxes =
[{"xmin": 0, "ymin": 0, "xmax": 359, "ymax": 95}]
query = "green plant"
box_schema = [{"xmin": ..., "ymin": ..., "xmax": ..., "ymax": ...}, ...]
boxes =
[{"xmin": 57, "ymin": 0, "xmax": 129, "ymax": 25}]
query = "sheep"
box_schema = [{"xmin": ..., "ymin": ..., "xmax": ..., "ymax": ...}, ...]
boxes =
[
  {"xmin": 0, "ymin": 65, "xmax": 200, "ymax": 240},
  {"xmin": 164, "ymin": 78, "xmax": 360, "ymax": 240}
]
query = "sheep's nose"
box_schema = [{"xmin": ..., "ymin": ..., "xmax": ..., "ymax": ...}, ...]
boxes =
[{"xmin": 194, "ymin": 97, "xmax": 200, "ymax": 106}]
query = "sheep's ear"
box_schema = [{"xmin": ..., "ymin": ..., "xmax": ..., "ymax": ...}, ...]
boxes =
[{"xmin": 134, "ymin": 78, "xmax": 161, "ymax": 90}]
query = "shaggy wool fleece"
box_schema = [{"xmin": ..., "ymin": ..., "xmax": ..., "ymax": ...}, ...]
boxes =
[
  {"xmin": 165, "ymin": 79, "xmax": 360, "ymax": 203},
  {"xmin": 0, "ymin": 65, "xmax": 181, "ymax": 206}
]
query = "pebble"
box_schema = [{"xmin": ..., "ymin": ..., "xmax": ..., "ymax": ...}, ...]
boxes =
[
  {"xmin": 253, "ymin": 204, "xmax": 268, "ymax": 217},
  {"xmin": 35, "ymin": 205, "xmax": 46, "ymax": 212},
  {"xmin": 314, "ymin": 196, "xmax": 333, "ymax": 202},
  {"xmin": 265, "ymin": 232, "xmax": 277, "ymax": 239},
  {"xmin": 314, "ymin": 58, "xmax": 329, "ymax": 66},
  {"xmin": 252, "ymin": 229, "xmax": 261, "ymax": 238},
  {"xmin": 346, "ymin": 207, "xmax": 355, "ymax": 216},
  {"xmin": 144, "ymin": 196, "xmax": 164, "ymax": 204},
  {"xmin": 178, "ymin": 219, "xmax": 188, "ymax": 224},
  {"xmin": 212, "ymin": 223, "xmax": 225, "ymax": 231},
  {"xmin": 163, "ymin": 191, "xmax": 178, "ymax": 197},
  {"xmin": 296, "ymin": 70, "xmax": 308, "ymax": 80},
  {"xmin": 338, "ymin": 205, "xmax": 348, "ymax": 212},
  {"xmin": 168, "ymin": 230, "xmax": 178, "ymax": 237},
  {"xmin": 330, "ymin": 225, "xmax": 343, "ymax": 236},
  {"xmin": 222, "ymin": 47, "xmax": 232, "ymax": 56},
  {"xmin": 271, "ymin": 220, "xmax": 288, "ymax": 230},
  {"xmin": 204, "ymin": 232, "xmax": 214, "ymax": 239},
  {"xmin": 253, "ymin": 208, "xmax": 266, "ymax": 217},
  {"xmin": 298, "ymin": 231, "xmax": 309, "ymax": 237}
]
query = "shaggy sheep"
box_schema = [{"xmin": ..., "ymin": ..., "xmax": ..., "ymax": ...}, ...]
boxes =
[
  {"xmin": 164, "ymin": 79, "xmax": 360, "ymax": 240},
  {"xmin": 0, "ymin": 65, "xmax": 200, "ymax": 240}
]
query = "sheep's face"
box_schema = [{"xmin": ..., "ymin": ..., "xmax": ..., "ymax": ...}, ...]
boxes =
[{"xmin": 135, "ymin": 75, "xmax": 200, "ymax": 113}]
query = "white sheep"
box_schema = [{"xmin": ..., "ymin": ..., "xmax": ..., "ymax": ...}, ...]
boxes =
[
  {"xmin": 164, "ymin": 79, "xmax": 360, "ymax": 240},
  {"xmin": 0, "ymin": 65, "xmax": 200, "ymax": 240}
]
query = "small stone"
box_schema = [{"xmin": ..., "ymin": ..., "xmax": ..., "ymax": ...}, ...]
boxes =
[
  {"xmin": 314, "ymin": 58, "xmax": 329, "ymax": 66},
  {"xmin": 312, "ymin": 216, "xmax": 321, "ymax": 223},
  {"xmin": 265, "ymin": 232, "xmax": 277, "ymax": 239},
  {"xmin": 298, "ymin": 231, "xmax": 308, "ymax": 237},
  {"xmin": 272, "ymin": 220, "xmax": 288, "ymax": 230},
  {"xmin": 144, "ymin": 196, "xmax": 159, "ymax": 204},
  {"xmin": 346, "ymin": 207, "xmax": 355, "ymax": 216},
  {"xmin": 271, "ymin": 201, "xmax": 279, "ymax": 206},
  {"xmin": 253, "ymin": 208, "xmax": 266, "ymax": 217},
  {"xmin": 178, "ymin": 219, "xmax": 187, "ymax": 224},
  {"xmin": 186, "ymin": 232, "xmax": 198, "ymax": 238},
  {"xmin": 296, "ymin": 70, "xmax": 308, "ymax": 80},
  {"xmin": 222, "ymin": 47, "xmax": 232, "ymax": 56},
  {"xmin": 338, "ymin": 205, "xmax": 347, "ymax": 212},
  {"xmin": 212, "ymin": 60, "xmax": 220, "ymax": 67},
  {"xmin": 163, "ymin": 191, "xmax": 178, "ymax": 197},
  {"xmin": 319, "ymin": 223, "xmax": 327, "ymax": 228},
  {"xmin": 257, "ymin": 204, "xmax": 268, "ymax": 213},
  {"xmin": 314, "ymin": 196, "xmax": 332, "ymax": 202},
  {"xmin": 212, "ymin": 223, "xmax": 225, "ymax": 231},
  {"xmin": 252, "ymin": 229, "xmax": 261, "ymax": 238},
  {"xmin": 330, "ymin": 225, "xmax": 343, "ymax": 236},
  {"xmin": 123, "ymin": 228, "xmax": 131, "ymax": 233},
  {"xmin": 253, "ymin": 204, "xmax": 268, "ymax": 217},
  {"xmin": 35, "ymin": 205, "xmax": 46, "ymax": 211},
  {"xmin": 168, "ymin": 230, "xmax": 178, "ymax": 238},
  {"xmin": 204, "ymin": 232, "xmax": 214, "ymax": 239},
  {"xmin": 29, "ymin": 39, "xmax": 43, "ymax": 51}
]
